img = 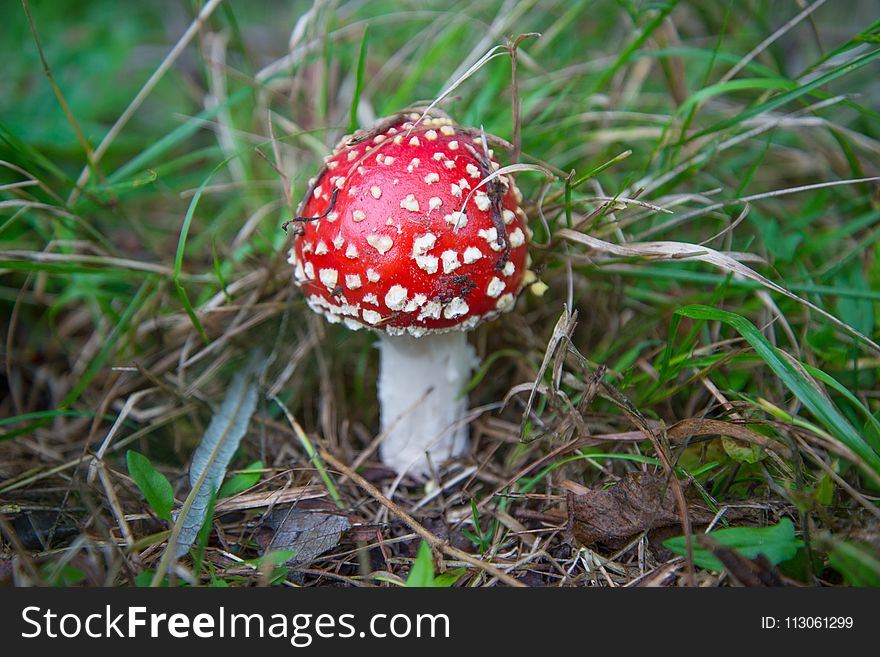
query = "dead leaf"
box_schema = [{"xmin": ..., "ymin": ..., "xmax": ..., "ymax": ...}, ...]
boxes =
[
  {"xmin": 262, "ymin": 507, "xmax": 351, "ymax": 569},
  {"xmin": 565, "ymin": 471, "xmax": 717, "ymax": 548}
]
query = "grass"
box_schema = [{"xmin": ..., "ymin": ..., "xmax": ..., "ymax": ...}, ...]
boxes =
[{"xmin": 1, "ymin": 0, "xmax": 879, "ymax": 587}]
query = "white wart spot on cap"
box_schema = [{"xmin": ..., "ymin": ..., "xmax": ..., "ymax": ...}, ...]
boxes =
[
  {"xmin": 347, "ymin": 150, "xmax": 359, "ymax": 161},
  {"xmin": 451, "ymin": 183, "xmax": 462, "ymax": 198},
  {"xmin": 407, "ymin": 158, "xmax": 420, "ymax": 172},
  {"xmin": 304, "ymin": 261, "xmax": 315, "ymax": 279},
  {"xmin": 432, "ymin": 152, "xmax": 444, "ymax": 161},
  {"xmin": 313, "ymin": 185, "xmax": 323, "ymax": 199},
  {"xmin": 509, "ymin": 227, "xmax": 526, "ymax": 247},
  {"xmin": 502, "ymin": 209, "xmax": 515, "ymax": 225},
  {"xmin": 502, "ymin": 260, "xmax": 515, "ymax": 276},
  {"xmin": 443, "ymin": 297, "xmax": 469, "ymax": 319},
  {"xmin": 345, "ymin": 274, "xmax": 362, "ymax": 289},
  {"xmin": 409, "ymin": 136, "xmax": 420, "ymax": 147},
  {"xmin": 474, "ymin": 192, "xmax": 490, "ymax": 211},
  {"xmin": 428, "ymin": 197, "xmax": 442, "ymax": 211},
  {"xmin": 332, "ymin": 234, "xmax": 344, "ymax": 250},
  {"xmin": 443, "ymin": 159, "xmax": 456, "ymax": 169},
  {"xmin": 319, "ymin": 268, "xmax": 338, "ymax": 290},
  {"xmin": 400, "ymin": 194, "xmax": 420, "ymax": 212},
  {"xmin": 382, "ymin": 156, "xmax": 396, "ymax": 166},
  {"xmin": 496, "ymin": 293, "xmax": 515, "ymax": 312},
  {"xmin": 425, "ymin": 129, "xmax": 438, "ymax": 141},
  {"xmin": 363, "ymin": 293, "xmax": 379, "ymax": 305},
  {"xmin": 478, "ymin": 227, "xmax": 498, "ymax": 246},
  {"xmin": 466, "ymin": 163, "xmax": 480, "ymax": 179},
  {"xmin": 415, "ymin": 254, "xmax": 439, "ymax": 274},
  {"xmin": 412, "ymin": 233, "xmax": 437, "ymax": 256},
  {"xmin": 424, "ymin": 172, "xmax": 440, "ymax": 185},
  {"xmin": 384, "ymin": 285, "xmax": 408, "ymax": 311},
  {"xmin": 327, "ymin": 211, "xmax": 339, "ymax": 223},
  {"xmin": 444, "ymin": 211, "xmax": 467, "ymax": 229},
  {"xmin": 352, "ymin": 209, "xmax": 366, "ymax": 222},
  {"xmin": 448, "ymin": 140, "xmax": 459, "ymax": 150},
  {"xmin": 440, "ymin": 125, "xmax": 455, "ymax": 136},
  {"xmin": 441, "ymin": 250, "xmax": 461, "ymax": 274},
  {"xmin": 462, "ymin": 246, "xmax": 482, "ymax": 264},
  {"xmin": 370, "ymin": 186, "xmax": 382, "ymax": 199},
  {"xmin": 345, "ymin": 243, "xmax": 359, "ymax": 259},
  {"xmin": 362, "ymin": 309, "xmax": 383, "ymax": 325},
  {"xmin": 486, "ymin": 277, "xmax": 505, "ymax": 298},
  {"xmin": 335, "ymin": 177, "xmax": 347, "ymax": 189},
  {"xmin": 418, "ymin": 300, "xmax": 442, "ymax": 321},
  {"xmin": 315, "ymin": 240, "xmax": 328, "ymax": 255},
  {"xmin": 403, "ymin": 293, "xmax": 427, "ymax": 313},
  {"xmin": 366, "ymin": 268, "xmax": 380, "ymax": 282},
  {"xmin": 458, "ymin": 178, "xmax": 471, "ymax": 190},
  {"xmin": 366, "ymin": 234, "xmax": 393, "ymax": 255}
]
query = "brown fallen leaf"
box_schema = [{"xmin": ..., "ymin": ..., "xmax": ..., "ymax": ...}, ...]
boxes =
[
  {"xmin": 261, "ymin": 507, "xmax": 351, "ymax": 569},
  {"xmin": 565, "ymin": 471, "xmax": 717, "ymax": 548}
]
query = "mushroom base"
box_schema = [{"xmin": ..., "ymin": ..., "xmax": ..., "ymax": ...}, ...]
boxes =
[{"xmin": 377, "ymin": 331, "xmax": 477, "ymax": 476}]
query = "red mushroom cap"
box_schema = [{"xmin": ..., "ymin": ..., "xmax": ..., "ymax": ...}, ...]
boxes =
[{"xmin": 288, "ymin": 111, "xmax": 529, "ymax": 337}]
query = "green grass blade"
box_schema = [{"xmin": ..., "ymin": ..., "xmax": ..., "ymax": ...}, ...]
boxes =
[
  {"xmin": 349, "ymin": 25, "xmax": 369, "ymax": 134},
  {"xmin": 591, "ymin": 1, "xmax": 679, "ymax": 94},
  {"xmin": 61, "ymin": 278, "xmax": 152, "ymax": 408},
  {"xmin": 172, "ymin": 156, "xmax": 235, "ymax": 343},
  {"xmin": 690, "ymin": 47, "xmax": 880, "ymax": 141},
  {"xmin": 675, "ymin": 305, "xmax": 880, "ymax": 477}
]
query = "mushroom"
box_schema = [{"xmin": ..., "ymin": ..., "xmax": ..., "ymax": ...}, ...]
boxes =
[{"xmin": 286, "ymin": 110, "xmax": 529, "ymax": 477}]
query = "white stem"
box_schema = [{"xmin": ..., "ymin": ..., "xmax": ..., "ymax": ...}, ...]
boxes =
[{"xmin": 377, "ymin": 331, "xmax": 477, "ymax": 476}]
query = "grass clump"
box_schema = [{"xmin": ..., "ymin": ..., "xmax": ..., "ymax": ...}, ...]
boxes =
[{"xmin": 1, "ymin": 0, "xmax": 879, "ymax": 587}]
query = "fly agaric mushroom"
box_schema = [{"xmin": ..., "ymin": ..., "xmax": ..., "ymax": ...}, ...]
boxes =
[{"xmin": 286, "ymin": 110, "xmax": 529, "ymax": 476}]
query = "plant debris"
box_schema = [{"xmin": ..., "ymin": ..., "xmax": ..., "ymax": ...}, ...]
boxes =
[
  {"xmin": 563, "ymin": 472, "xmax": 719, "ymax": 549},
  {"xmin": 260, "ymin": 508, "xmax": 351, "ymax": 569}
]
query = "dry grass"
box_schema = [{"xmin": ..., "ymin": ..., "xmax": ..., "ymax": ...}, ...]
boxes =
[{"xmin": 2, "ymin": 0, "xmax": 880, "ymax": 587}]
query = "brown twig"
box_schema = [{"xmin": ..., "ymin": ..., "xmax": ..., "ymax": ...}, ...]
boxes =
[{"xmin": 507, "ymin": 33, "xmax": 539, "ymax": 163}]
